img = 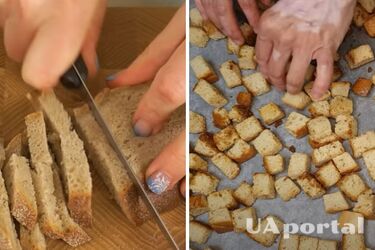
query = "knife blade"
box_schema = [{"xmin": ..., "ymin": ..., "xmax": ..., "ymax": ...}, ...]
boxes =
[{"xmin": 61, "ymin": 57, "xmax": 179, "ymax": 250}]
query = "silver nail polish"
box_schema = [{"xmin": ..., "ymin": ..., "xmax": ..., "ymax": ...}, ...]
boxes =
[{"xmin": 147, "ymin": 171, "xmax": 170, "ymax": 194}]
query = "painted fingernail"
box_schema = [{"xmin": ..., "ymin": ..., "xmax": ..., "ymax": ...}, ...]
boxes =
[
  {"xmin": 106, "ymin": 74, "xmax": 117, "ymax": 81},
  {"xmin": 133, "ymin": 119, "xmax": 152, "ymax": 137},
  {"xmin": 146, "ymin": 171, "xmax": 171, "ymax": 194}
]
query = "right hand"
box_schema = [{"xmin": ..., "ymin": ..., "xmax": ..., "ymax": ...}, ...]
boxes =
[{"xmin": 0, "ymin": 0, "xmax": 106, "ymax": 89}]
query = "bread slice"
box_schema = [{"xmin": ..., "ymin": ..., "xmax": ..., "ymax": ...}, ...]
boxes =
[
  {"xmin": 194, "ymin": 132, "xmax": 219, "ymax": 157},
  {"xmin": 315, "ymin": 161, "xmax": 341, "ymax": 188},
  {"xmin": 189, "ymin": 221, "xmax": 211, "ymax": 244},
  {"xmin": 331, "ymin": 81, "xmax": 351, "ymax": 97},
  {"xmin": 252, "ymin": 129, "xmax": 282, "ymax": 157},
  {"xmin": 234, "ymin": 116, "xmax": 263, "ymax": 142},
  {"xmin": 275, "ymin": 176, "xmax": 300, "ymax": 202},
  {"xmin": 189, "ymin": 195, "xmax": 209, "ymax": 217},
  {"xmin": 337, "ymin": 173, "xmax": 369, "ymax": 201},
  {"xmin": 193, "ymin": 79, "xmax": 228, "ymax": 107},
  {"xmin": 332, "ymin": 152, "xmax": 359, "ymax": 174},
  {"xmin": 20, "ymin": 224, "xmax": 46, "ymax": 250},
  {"xmin": 323, "ymin": 191, "xmax": 351, "ymax": 213},
  {"xmin": 345, "ymin": 44, "xmax": 374, "ymax": 69},
  {"xmin": 287, "ymin": 153, "xmax": 310, "ymax": 180},
  {"xmin": 353, "ymin": 190, "xmax": 375, "ymax": 219},
  {"xmin": 189, "ymin": 26, "xmax": 209, "ymax": 48},
  {"xmin": 226, "ymin": 139, "xmax": 256, "ymax": 163},
  {"xmin": 335, "ymin": 115, "xmax": 357, "ymax": 140},
  {"xmin": 190, "ymin": 55, "xmax": 218, "ymax": 83},
  {"xmin": 5, "ymin": 133, "xmax": 27, "ymax": 160},
  {"xmin": 208, "ymin": 208, "xmax": 233, "ymax": 233},
  {"xmin": 350, "ymin": 131, "xmax": 375, "ymax": 158},
  {"xmin": 207, "ymin": 189, "xmax": 238, "ymax": 211},
  {"xmin": 220, "ymin": 60, "xmax": 242, "ymax": 88},
  {"xmin": 238, "ymin": 45, "xmax": 257, "ymax": 70},
  {"xmin": 213, "ymin": 126, "xmax": 239, "ymax": 151},
  {"xmin": 342, "ymin": 233, "xmax": 366, "ymax": 250},
  {"xmin": 308, "ymin": 133, "xmax": 340, "ymax": 149},
  {"xmin": 329, "ymin": 96, "xmax": 353, "ymax": 118},
  {"xmin": 296, "ymin": 174, "xmax": 326, "ymax": 199},
  {"xmin": 281, "ymin": 92, "xmax": 311, "ymax": 110},
  {"xmin": 211, "ymin": 153, "xmax": 240, "ymax": 179},
  {"xmin": 307, "ymin": 116, "xmax": 332, "ymax": 140},
  {"xmin": 253, "ymin": 173, "xmax": 275, "ymax": 199},
  {"xmin": 258, "ymin": 102, "xmax": 285, "ymax": 125},
  {"xmin": 232, "ymin": 207, "xmax": 257, "ymax": 232},
  {"xmin": 308, "ymin": 100, "xmax": 330, "ymax": 117},
  {"xmin": 242, "ymin": 72, "xmax": 270, "ymax": 96},
  {"xmin": 285, "ymin": 112, "xmax": 310, "ymax": 138},
  {"xmin": 263, "ymin": 154, "xmax": 284, "ymax": 175},
  {"xmin": 190, "ymin": 172, "xmax": 219, "ymax": 195},
  {"xmin": 189, "ymin": 111, "xmax": 206, "ymax": 134},
  {"xmin": 233, "ymin": 182, "xmax": 256, "ymax": 207},
  {"xmin": 189, "ymin": 153, "xmax": 208, "ymax": 172},
  {"xmin": 312, "ymin": 141, "xmax": 345, "ymax": 166}
]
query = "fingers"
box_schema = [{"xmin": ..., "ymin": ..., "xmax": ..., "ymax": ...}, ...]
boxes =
[
  {"xmin": 286, "ymin": 49, "xmax": 311, "ymax": 94},
  {"xmin": 201, "ymin": 0, "xmax": 222, "ymax": 30},
  {"xmin": 180, "ymin": 178, "xmax": 186, "ymax": 197},
  {"xmin": 216, "ymin": 0, "xmax": 244, "ymax": 45},
  {"xmin": 195, "ymin": 0, "xmax": 208, "ymax": 19},
  {"xmin": 311, "ymin": 48, "xmax": 333, "ymax": 100},
  {"xmin": 146, "ymin": 131, "xmax": 186, "ymax": 195},
  {"xmin": 266, "ymin": 46, "xmax": 291, "ymax": 90},
  {"xmin": 107, "ymin": 4, "xmax": 185, "ymax": 88},
  {"xmin": 238, "ymin": 0, "xmax": 261, "ymax": 30},
  {"xmin": 133, "ymin": 41, "xmax": 185, "ymax": 137},
  {"xmin": 255, "ymin": 35, "xmax": 273, "ymax": 76}
]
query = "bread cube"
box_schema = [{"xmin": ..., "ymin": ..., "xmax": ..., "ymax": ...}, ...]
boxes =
[
  {"xmin": 190, "ymin": 27, "xmax": 209, "ymax": 48},
  {"xmin": 258, "ymin": 102, "xmax": 285, "ymax": 125},
  {"xmin": 189, "ymin": 153, "xmax": 208, "ymax": 172},
  {"xmin": 288, "ymin": 153, "xmax": 310, "ymax": 179},
  {"xmin": 263, "ymin": 154, "xmax": 284, "ymax": 175},
  {"xmin": 315, "ymin": 161, "xmax": 341, "ymax": 188},
  {"xmin": 308, "ymin": 101, "xmax": 330, "ymax": 117},
  {"xmin": 284, "ymin": 112, "xmax": 310, "ymax": 138},
  {"xmin": 190, "ymin": 172, "xmax": 219, "ymax": 195},
  {"xmin": 297, "ymin": 174, "xmax": 326, "ymax": 199},
  {"xmin": 312, "ymin": 141, "xmax": 345, "ymax": 166},
  {"xmin": 189, "ymin": 8, "xmax": 203, "ymax": 27},
  {"xmin": 304, "ymin": 81, "xmax": 331, "ymax": 101},
  {"xmin": 247, "ymin": 215, "xmax": 284, "ymax": 247},
  {"xmin": 338, "ymin": 211, "xmax": 364, "ymax": 233},
  {"xmin": 190, "ymin": 195, "xmax": 209, "ymax": 217},
  {"xmin": 238, "ymin": 45, "xmax": 257, "ymax": 70},
  {"xmin": 353, "ymin": 190, "xmax": 375, "ymax": 219},
  {"xmin": 236, "ymin": 92, "xmax": 252, "ymax": 107},
  {"xmin": 345, "ymin": 44, "xmax": 375, "ymax": 69},
  {"xmin": 202, "ymin": 20, "xmax": 225, "ymax": 40},
  {"xmin": 317, "ymin": 239, "xmax": 338, "ymax": 250},
  {"xmin": 275, "ymin": 176, "xmax": 301, "ymax": 201},
  {"xmin": 350, "ymin": 131, "xmax": 375, "ymax": 158},
  {"xmin": 358, "ymin": 0, "xmax": 375, "ymax": 13},
  {"xmin": 335, "ymin": 115, "xmax": 358, "ymax": 140},
  {"xmin": 212, "ymin": 108, "xmax": 231, "ymax": 129},
  {"xmin": 332, "ymin": 152, "xmax": 359, "ymax": 174},
  {"xmin": 353, "ymin": 4, "xmax": 370, "ymax": 27},
  {"xmin": 252, "ymin": 130, "xmax": 283, "ymax": 156},
  {"xmin": 189, "ymin": 221, "xmax": 212, "ymax": 244},
  {"xmin": 323, "ymin": 191, "xmax": 351, "ymax": 213},
  {"xmin": 213, "ymin": 126, "xmax": 239, "ymax": 151},
  {"xmin": 337, "ymin": 173, "xmax": 369, "ymax": 201},
  {"xmin": 189, "ymin": 111, "xmax": 206, "ymax": 134},
  {"xmin": 227, "ymin": 38, "xmax": 240, "ymax": 55},
  {"xmin": 211, "ymin": 153, "xmax": 240, "ymax": 179},
  {"xmin": 278, "ymin": 234, "xmax": 300, "ymax": 250},
  {"xmin": 299, "ymin": 236, "xmax": 319, "ymax": 250},
  {"xmin": 253, "ymin": 173, "xmax": 276, "ymax": 199},
  {"xmin": 364, "ymin": 15, "xmax": 375, "ymax": 37},
  {"xmin": 233, "ymin": 182, "xmax": 256, "ymax": 206},
  {"xmin": 194, "ymin": 133, "xmax": 219, "ymax": 157},
  {"xmin": 282, "ymin": 92, "xmax": 311, "ymax": 110},
  {"xmin": 331, "ymin": 81, "xmax": 351, "ymax": 97},
  {"xmin": 352, "ymin": 77, "xmax": 373, "ymax": 96},
  {"xmin": 308, "ymin": 133, "xmax": 340, "ymax": 149},
  {"xmin": 190, "ymin": 55, "xmax": 218, "ymax": 83},
  {"xmin": 307, "ymin": 116, "xmax": 332, "ymax": 140},
  {"xmin": 207, "ymin": 189, "xmax": 238, "ymax": 211},
  {"xmin": 243, "ymin": 72, "xmax": 270, "ymax": 96},
  {"xmin": 220, "ymin": 60, "xmax": 242, "ymax": 88},
  {"xmin": 208, "ymin": 208, "xmax": 233, "ymax": 233},
  {"xmin": 226, "ymin": 139, "xmax": 256, "ymax": 163},
  {"xmin": 332, "ymin": 64, "xmax": 343, "ymax": 81},
  {"xmin": 363, "ymin": 149, "xmax": 375, "ymax": 180},
  {"xmin": 231, "ymin": 207, "xmax": 257, "ymax": 232},
  {"xmin": 228, "ymin": 105, "xmax": 250, "ymax": 123},
  {"xmin": 240, "ymin": 22, "xmax": 256, "ymax": 45},
  {"xmin": 235, "ymin": 116, "xmax": 263, "ymax": 141},
  {"xmin": 342, "ymin": 234, "xmax": 366, "ymax": 250},
  {"xmin": 193, "ymin": 79, "xmax": 228, "ymax": 107}
]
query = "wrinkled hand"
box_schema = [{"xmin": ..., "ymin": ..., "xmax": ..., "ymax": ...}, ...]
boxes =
[
  {"xmin": 256, "ymin": 0, "xmax": 355, "ymax": 99},
  {"xmin": 107, "ymin": 5, "xmax": 186, "ymax": 196},
  {"xmin": 0, "ymin": 0, "xmax": 106, "ymax": 89}
]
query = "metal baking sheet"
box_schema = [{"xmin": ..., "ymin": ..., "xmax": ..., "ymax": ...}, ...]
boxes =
[{"xmin": 189, "ymin": 3, "xmax": 375, "ymax": 250}]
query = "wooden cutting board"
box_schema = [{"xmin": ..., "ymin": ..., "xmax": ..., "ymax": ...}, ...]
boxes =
[{"xmin": 1, "ymin": 7, "xmax": 185, "ymax": 250}]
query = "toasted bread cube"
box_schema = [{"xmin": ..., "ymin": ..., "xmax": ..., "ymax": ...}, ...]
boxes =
[
  {"xmin": 190, "ymin": 195, "xmax": 209, "ymax": 217},
  {"xmin": 189, "ymin": 111, "xmax": 206, "ymax": 134},
  {"xmin": 211, "ymin": 153, "xmax": 240, "ymax": 179},
  {"xmin": 213, "ymin": 126, "xmax": 239, "ymax": 151},
  {"xmin": 189, "ymin": 153, "xmax": 208, "ymax": 172},
  {"xmin": 331, "ymin": 81, "xmax": 351, "ymax": 97},
  {"xmin": 207, "ymin": 189, "xmax": 238, "ymax": 211},
  {"xmin": 232, "ymin": 207, "xmax": 257, "ymax": 232},
  {"xmin": 312, "ymin": 141, "xmax": 345, "ymax": 166},
  {"xmin": 243, "ymin": 72, "xmax": 271, "ymax": 96},
  {"xmin": 353, "ymin": 77, "xmax": 373, "ymax": 96},
  {"xmin": 317, "ymin": 239, "xmax": 338, "ymax": 250},
  {"xmin": 299, "ymin": 236, "xmax": 319, "ymax": 250},
  {"xmin": 189, "ymin": 8, "xmax": 203, "ymax": 27},
  {"xmin": 247, "ymin": 215, "xmax": 284, "ymax": 247},
  {"xmin": 353, "ymin": 190, "xmax": 375, "ymax": 219},
  {"xmin": 202, "ymin": 20, "xmax": 225, "ymax": 40},
  {"xmin": 193, "ymin": 79, "xmax": 228, "ymax": 107},
  {"xmin": 190, "ymin": 26, "xmax": 209, "ymax": 48},
  {"xmin": 342, "ymin": 234, "xmax": 366, "ymax": 250},
  {"xmin": 236, "ymin": 92, "xmax": 252, "ymax": 107},
  {"xmin": 190, "ymin": 172, "xmax": 219, "ymax": 195},
  {"xmin": 235, "ymin": 116, "xmax": 263, "ymax": 141},
  {"xmin": 337, "ymin": 173, "xmax": 369, "ymax": 201},
  {"xmin": 253, "ymin": 173, "xmax": 276, "ymax": 199},
  {"xmin": 239, "ymin": 45, "xmax": 257, "ymax": 70},
  {"xmin": 335, "ymin": 115, "xmax": 358, "ymax": 140},
  {"xmin": 307, "ymin": 116, "xmax": 332, "ymax": 140},
  {"xmin": 308, "ymin": 101, "xmax": 330, "ymax": 117},
  {"xmin": 338, "ymin": 211, "xmax": 364, "ymax": 233},
  {"xmin": 220, "ymin": 60, "xmax": 242, "ymax": 88},
  {"xmin": 332, "ymin": 152, "xmax": 359, "ymax": 174},
  {"xmin": 315, "ymin": 161, "xmax": 341, "ymax": 188},
  {"xmin": 308, "ymin": 133, "xmax": 340, "ymax": 149},
  {"xmin": 212, "ymin": 108, "xmax": 231, "ymax": 129},
  {"xmin": 297, "ymin": 174, "xmax": 326, "ymax": 199},
  {"xmin": 263, "ymin": 154, "xmax": 284, "ymax": 175},
  {"xmin": 282, "ymin": 92, "xmax": 311, "ymax": 110},
  {"xmin": 275, "ymin": 176, "xmax": 301, "ymax": 201},
  {"xmin": 363, "ymin": 149, "xmax": 375, "ymax": 180},
  {"xmin": 304, "ymin": 81, "xmax": 331, "ymax": 101},
  {"xmin": 278, "ymin": 234, "xmax": 300, "ymax": 250},
  {"xmin": 233, "ymin": 182, "xmax": 256, "ymax": 206},
  {"xmin": 353, "ymin": 4, "xmax": 370, "ymax": 27},
  {"xmin": 285, "ymin": 112, "xmax": 310, "ymax": 138},
  {"xmin": 190, "ymin": 55, "xmax": 218, "ymax": 83},
  {"xmin": 358, "ymin": 0, "xmax": 375, "ymax": 13},
  {"xmin": 227, "ymin": 38, "xmax": 240, "ymax": 55},
  {"xmin": 346, "ymin": 44, "xmax": 375, "ymax": 69},
  {"xmin": 323, "ymin": 191, "xmax": 351, "ymax": 213},
  {"xmin": 208, "ymin": 208, "xmax": 233, "ymax": 233},
  {"xmin": 226, "ymin": 139, "xmax": 256, "ymax": 163},
  {"xmin": 252, "ymin": 130, "xmax": 283, "ymax": 156},
  {"xmin": 258, "ymin": 103, "xmax": 285, "ymax": 125},
  {"xmin": 194, "ymin": 133, "xmax": 219, "ymax": 157},
  {"xmin": 350, "ymin": 131, "xmax": 375, "ymax": 158},
  {"xmin": 228, "ymin": 105, "xmax": 250, "ymax": 123},
  {"xmin": 240, "ymin": 22, "xmax": 255, "ymax": 45},
  {"xmin": 332, "ymin": 64, "xmax": 343, "ymax": 81},
  {"xmin": 364, "ymin": 15, "xmax": 375, "ymax": 37},
  {"xmin": 189, "ymin": 221, "xmax": 212, "ymax": 244},
  {"xmin": 288, "ymin": 153, "xmax": 310, "ymax": 180}
]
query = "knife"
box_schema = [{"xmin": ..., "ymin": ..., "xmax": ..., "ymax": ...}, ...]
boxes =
[{"xmin": 61, "ymin": 56, "xmax": 179, "ymax": 250}]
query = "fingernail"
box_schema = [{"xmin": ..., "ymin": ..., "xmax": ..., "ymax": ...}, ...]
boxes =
[
  {"xmin": 146, "ymin": 171, "xmax": 171, "ymax": 194},
  {"xmin": 133, "ymin": 119, "xmax": 152, "ymax": 137},
  {"xmin": 106, "ymin": 74, "xmax": 116, "ymax": 81}
]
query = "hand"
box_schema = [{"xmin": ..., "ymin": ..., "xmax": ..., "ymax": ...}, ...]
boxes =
[
  {"xmin": 255, "ymin": 0, "xmax": 356, "ymax": 99},
  {"xmin": 107, "ymin": 5, "xmax": 186, "ymax": 196},
  {"xmin": 0, "ymin": 0, "xmax": 106, "ymax": 89}
]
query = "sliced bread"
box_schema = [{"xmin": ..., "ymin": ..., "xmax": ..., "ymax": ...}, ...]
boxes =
[{"xmin": 20, "ymin": 224, "xmax": 46, "ymax": 250}]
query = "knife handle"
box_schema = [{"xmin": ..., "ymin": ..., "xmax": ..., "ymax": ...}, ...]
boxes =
[{"xmin": 60, "ymin": 55, "xmax": 88, "ymax": 88}]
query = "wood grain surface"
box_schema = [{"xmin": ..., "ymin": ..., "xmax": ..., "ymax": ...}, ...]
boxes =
[{"xmin": 0, "ymin": 7, "xmax": 186, "ymax": 250}]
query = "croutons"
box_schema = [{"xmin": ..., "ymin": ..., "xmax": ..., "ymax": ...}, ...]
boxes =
[
  {"xmin": 332, "ymin": 152, "xmax": 359, "ymax": 174},
  {"xmin": 190, "ymin": 55, "xmax": 218, "ymax": 83},
  {"xmin": 345, "ymin": 44, "xmax": 375, "ymax": 69},
  {"xmin": 275, "ymin": 176, "xmax": 301, "ymax": 202},
  {"xmin": 247, "ymin": 215, "xmax": 284, "ymax": 247},
  {"xmin": 252, "ymin": 173, "xmax": 276, "ymax": 199},
  {"xmin": 220, "ymin": 60, "xmax": 242, "ymax": 88},
  {"xmin": 358, "ymin": 0, "xmax": 375, "ymax": 13},
  {"xmin": 213, "ymin": 126, "xmax": 239, "ymax": 151},
  {"xmin": 234, "ymin": 116, "xmax": 263, "ymax": 142},
  {"xmin": 338, "ymin": 211, "xmax": 364, "ymax": 233},
  {"xmin": 211, "ymin": 153, "xmax": 240, "ymax": 179},
  {"xmin": 342, "ymin": 233, "xmax": 366, "ymax": 250},
  {"xmin": 189, "ymin": 111, "xmax": 206, "ymax": 134},
  {"xmin": 190, "ymin": 26, "xmax": 209, "ymax": 48},
  {"xmin": 278, "ymin": 234, "xmax": 300, "ymax": 250},
  {"xmin": 240, "ymin": 22, "xmax": 255, "ymax": 45},
  {"xmin": 335, "ymin": 115, "xmax": 358, "ymax": 140},
  {"xmin": 190, "ymin": 195, "xmax": 209, "ymax": 217},
  {"xmin": 317, "ymin": 239, "xmax": 338, "ymax": 250},
  {"xmin": 315, "ymin": 161, "xmax": 341, "ymax": 188},
  {"xmin": 202, "ymin": 20, "xmax": 225, "ymax": 40},
  {"xmin": 189, "ymin": 221, "xmax": 212, "ymax": 244},
  {"xmin": 263, "ymin": 154, "xmax": 284, "ymax": 175},
  {"xmin": 307, "ymin": 116, "xmax": 332, "ymax": 140},
  {"xmin": 308, "ymin": 133, "xmax": 340, "ymax": 149},
  {"xmin": 189, "ymin": 8, "xmax": 203, "ymax": 27},
  {"xmin": 228, "ymin": 105, "xmax": 250, "ymax": 123},
  {"xmin": 332, "ymin": 64, "xmax": 343, "ymax": 81},
  {"xmin": 242, "ymin": 72, "xmax": 271, "ymax": 96},
  {"xmin": 194, "ymin": 133, "xmax": 219, "ymax": 157},
  {"xmin": 236, "ymin": 92, "xmax": 252, "ymax": 107},
  {"xmin": 363, "ymin": 149, "xmax": 375, "ymax": 180},
  {"xmin": 353, "ymin": 190, "xmax": 375, "ymax": 219},
  {"xmin": 296, "ymin": 174, "xmax": 326, "ymax": 199},
  {"xmin": 331, "ymin": 81, "xmax": 351, "ymax": 97},
  {"xmin": 299, "ymin": 236, "xmax": 319, "ymax": 250},
  {"xmin": 212, "ymin": 108, "xmax": 231, "ymax": 129},
  {"xmin": 288, "ymin": 153, "xmax": 310, "ymax": 180},
  {"xmin": 238, "ymin": 45, "xmax": 257, "ymax": 70},
  {"xmin": 353, "ymin": 4, "xmax": 370, "ymax": 27},
  {"xmin": 208, "ymin": 208, "xmax": 233, "ymax": 233},
  {"xmin": 284, "ymin": 112, "xmax": 310, "ymax": 138},
  {"xmin": 226, "ymin": 38, "xmax": 240, "ymax": 55},
  {"xmin": 190, "ymin": 172, "xmax": 219, "ymax": 195},
  {"xmin": 329, "ymin": 96, "xmax": 353, "ymax": 118},
  {"xmin": 308, "ymin": 101, "xmax": 330, "ymax": 117},
  {"xmin": 252, "ymin": 130, "xmax": 283, "ymax": 156},
  {"xmin": 281, "ymin": 92, "xmax": 311, "ymax": 110},
  {"xmin": 304, "ymin": 81, "xmax": 330, "ymax": 101},
  {"xmin": 231, "ymin": 207, "xmax": 257, "ymax": 232},
  {"xmin": 226, "ymin": 139, "xmax": 256, "ymax": 163},
  {"xmin": 352, "ymin": 77, "xmax": 373, "ymax": 96},
  {"xmin": 364, "ymin": 15, "xmax": 375, "ymax": 37},
  {"xmin": 207, "ymin": 189, "xmax": 238, "ymax": 211},
  {"xmin": 258, "ymin": 103, "xmax": 285, "ymax": 125},
  {"xmin": 233, "ymin": 182, "xmax": 256, "ymax": 206},
  {"xmin": 323, "ymin": 191, "xmax": 351, "ymax": 213},
  {"xmin": 337, "ymin": 173, "xmax": 369, "ymax": 201},
  {"xmin": 193, "ymin": 79, "xmax": 228, "ymax": 107},
  {"xmin": 312, "ymin": 141, "xmax": 345, "ymax": 166},
  {"xmin": 349, "ymin": 131, "xmax": 375, "ymax": 158},
  {"xmin": 189, "ymin": 153, "xmax": 208, "ymax": 172}
]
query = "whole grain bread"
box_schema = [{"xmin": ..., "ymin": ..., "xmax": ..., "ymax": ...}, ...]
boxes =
[{"xmin": 20, "ymin": 224, "xmax": 46, "ymax": 250}]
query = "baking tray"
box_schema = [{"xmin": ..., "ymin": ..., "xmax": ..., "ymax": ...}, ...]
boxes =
[{"xmin": 189, "ymin": 3, "xmax": 375, "ymax": 250}]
